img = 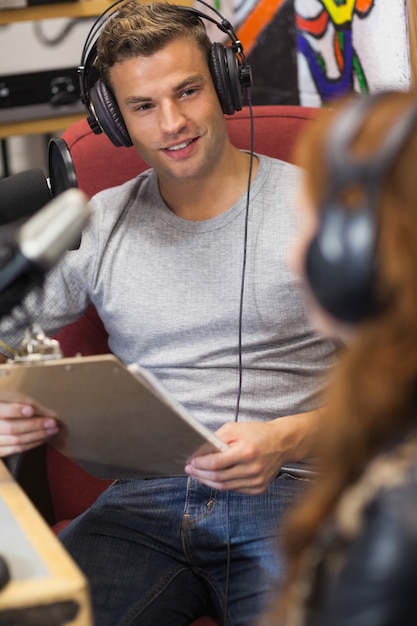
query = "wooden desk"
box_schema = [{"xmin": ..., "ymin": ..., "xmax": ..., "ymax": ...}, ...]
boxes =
[
  {"xmin": 0, "ymin": 114, "xmax": 85, "ymax": 139},
  {"xmin": 0, "ymin": 460, "xmax": 92, "ymax": 625}
]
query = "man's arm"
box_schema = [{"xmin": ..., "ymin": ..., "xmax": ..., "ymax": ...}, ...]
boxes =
[{"xmin": 185, "ymin": 409, "xmax": 324, "ymax": 494}]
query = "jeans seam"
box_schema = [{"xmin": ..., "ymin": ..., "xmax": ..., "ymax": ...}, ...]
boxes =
[
  {"xmin": 117, "ymin": 565, "xmax": 188, "ymax": 626},
  {"xmin": 191, "ymin": 567, "xmax": 232, "ymax": 626},
  {"xmin": 181, "ymin": 481, "xmax": 218, "ymax": 567}
]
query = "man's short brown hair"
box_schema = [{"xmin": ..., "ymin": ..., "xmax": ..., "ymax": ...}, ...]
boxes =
[{"xmin": 96, "ymin": 1, "xmax": 212, "ymax": 86}]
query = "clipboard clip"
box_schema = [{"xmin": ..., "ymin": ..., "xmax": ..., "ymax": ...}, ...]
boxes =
[{"xmin": 11, "ymin": 323, "xmax": 63, "ymax": 363}]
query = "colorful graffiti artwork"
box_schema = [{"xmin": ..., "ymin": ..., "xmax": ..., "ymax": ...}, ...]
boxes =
[
  {"xmin": 196, "ymin": 0, "xmax": 411, "ymax": 107},
  {"xmin": 296, "ymin": 0, "xmax": 374, "ymax": 104}
]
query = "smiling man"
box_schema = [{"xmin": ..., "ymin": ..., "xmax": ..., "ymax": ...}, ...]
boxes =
[{"xmin": 0, "ymin": 2, "xmax": 336, "ymax": 625}]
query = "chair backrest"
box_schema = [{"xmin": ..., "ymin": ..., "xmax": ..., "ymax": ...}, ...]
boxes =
[{"xmin": 62, "ymin": 105, "xmax": 318, "ymax": 197}]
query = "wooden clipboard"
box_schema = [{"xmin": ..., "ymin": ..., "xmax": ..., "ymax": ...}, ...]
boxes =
[{"xmin": 0, "ymin": 354, "xmax": 227, "ymax": 479}]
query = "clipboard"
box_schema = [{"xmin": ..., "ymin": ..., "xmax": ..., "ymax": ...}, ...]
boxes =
[{"xmin": 0, "ymin": 354, "xmax": 228, "ymax": 479}]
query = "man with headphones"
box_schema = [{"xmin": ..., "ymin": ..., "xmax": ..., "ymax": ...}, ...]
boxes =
[{"xmin": 0, "ymin": 2, "xmax": 336, "ymax": 624}]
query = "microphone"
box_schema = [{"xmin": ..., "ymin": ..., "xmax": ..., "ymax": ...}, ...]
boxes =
[
  {"xmin": 0, "ymin": 188, "xmax": 90, "ymax": 318},
  {"xmin": 0, "ymin": 168, "xmax": 52, "ymax": 226},
  {"xmin": 0, "ymin": 138, "xmax": 80, "ymax": 248}
]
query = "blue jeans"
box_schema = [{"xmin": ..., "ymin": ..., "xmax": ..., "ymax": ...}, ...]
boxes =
[{"xmin": 59, "ymin": 473, "xmax": 308, "ymax": 626}]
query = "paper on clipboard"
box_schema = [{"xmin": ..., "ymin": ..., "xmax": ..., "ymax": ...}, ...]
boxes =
[{"xmin": 0, "ymin": 354, "xmax": 228, "ymax": 479}]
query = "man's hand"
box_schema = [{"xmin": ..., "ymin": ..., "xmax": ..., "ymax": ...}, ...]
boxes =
[
  {"xmin": 184, "ymin": 410, "xmax": 323, "ymax": 495},
  {"xmin": 0, "ymin": 391, "xmax": 59, "ymax": 457}
]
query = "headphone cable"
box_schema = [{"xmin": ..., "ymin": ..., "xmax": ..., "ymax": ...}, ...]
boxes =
[
  {"xmin": 234, "ymin": 95, "xmax": 254, "ymax": 424},
  {"xmin": 223, "ymin": 90, "xmax": 254, "ymax": 626}
]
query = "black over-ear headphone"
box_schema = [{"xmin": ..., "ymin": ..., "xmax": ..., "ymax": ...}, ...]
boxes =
[
  {"xmin": 78, "ymin": 0, "xmax": 252, "ymax": 148},
  {"xmin": 305, "ymin": 93, "xmax": 417, "ymax": 324}
]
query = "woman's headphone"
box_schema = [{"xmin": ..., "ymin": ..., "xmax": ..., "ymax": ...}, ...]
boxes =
[
  {"xmin": 77, "ymin": 0, "xmax": 253, "ymax": 147},
  {"xmin": 305, "ymin": 93, "xmax": 417, "ymax": 324}
]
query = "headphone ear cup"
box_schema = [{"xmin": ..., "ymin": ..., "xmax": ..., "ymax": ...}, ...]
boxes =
[
  {"xmin": 305, "ymin": 203, "xmax": 377, "ymax": 323},
  {"xmin": 209, "ymin": 43, "xmax": 242, "ymax": 115},
  {"xmin": 89, "ymin": 80, "xmax": 133, "ymax": 148}
]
